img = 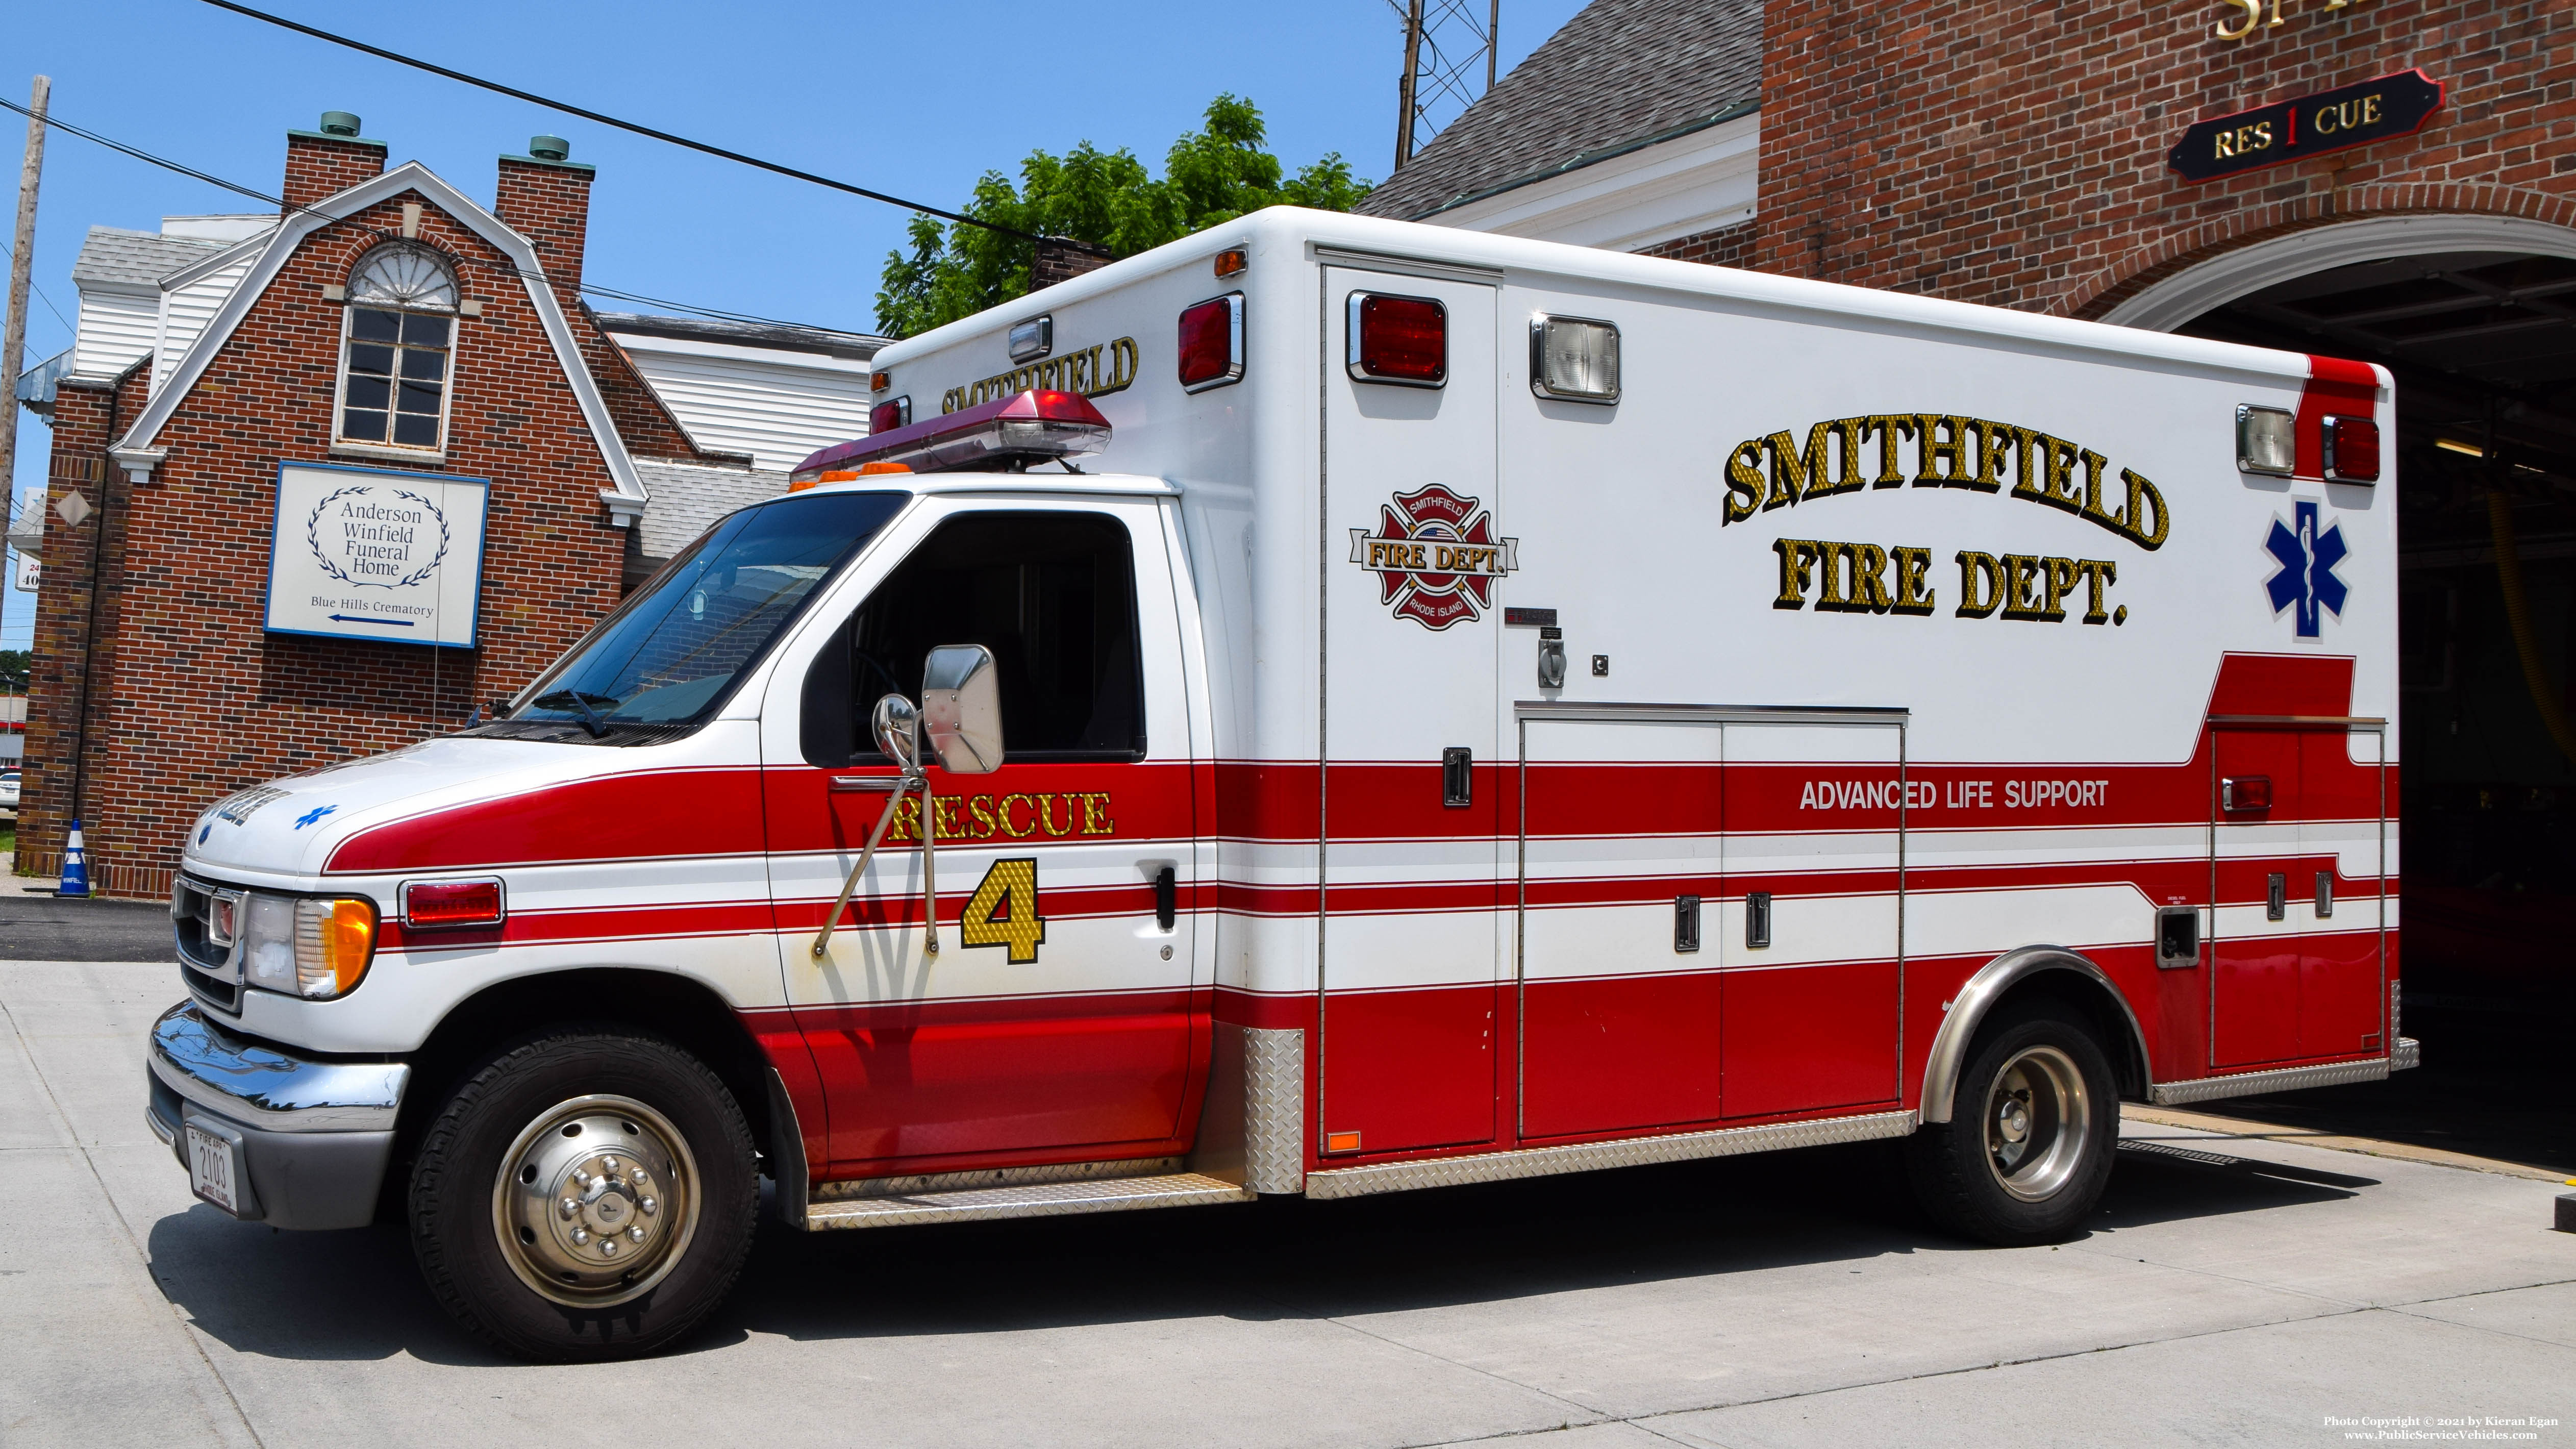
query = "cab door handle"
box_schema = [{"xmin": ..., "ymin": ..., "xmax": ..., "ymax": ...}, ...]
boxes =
[{"xmin": 1154, "ymin": 866, "xmax": 1177, "ymax": 931}]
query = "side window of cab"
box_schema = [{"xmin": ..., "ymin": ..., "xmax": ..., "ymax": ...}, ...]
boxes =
[{"xmin": 801, "ymin": 511, "xmax": 1145, "ymax": 767}]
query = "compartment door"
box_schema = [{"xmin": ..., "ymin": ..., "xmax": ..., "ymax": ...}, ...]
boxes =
[
  {"xmin": 2211, "ymin": 729, "xmax": 2303, "ymax": 1067},
  {"xmin": 1317, "ymin": 266, "xmax": 1502, "ymax": 1158},
  {"xmin": 2298, "ymin": 729, "xmax": 2387, "ymax": 1058},
  {"xmin": 1719, "ymin": 720, "xmax": 1904, "ymax": 1118},
  {"xmin": 2211, "ymin": 726, "xmax": 2387, "ymax": 1068},
  {"xmin": 1517, "ymin": 716, "xmax": 1725, "ymax": 1139}
]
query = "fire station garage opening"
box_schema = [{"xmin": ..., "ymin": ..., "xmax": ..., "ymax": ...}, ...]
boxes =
[{"xmin": 2174, "ymin": 247, "xmax": 2576, "ymax": 1010}]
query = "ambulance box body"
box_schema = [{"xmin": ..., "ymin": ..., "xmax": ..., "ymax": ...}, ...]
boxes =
[{"xmin": 148, "ymin": 209, "xmax": 2403, "ymax": 1361}]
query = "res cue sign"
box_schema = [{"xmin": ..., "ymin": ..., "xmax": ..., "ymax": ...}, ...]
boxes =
[{"xmin": 2167, "ymin": 68, "xmax": 2443, "ymax": 183}]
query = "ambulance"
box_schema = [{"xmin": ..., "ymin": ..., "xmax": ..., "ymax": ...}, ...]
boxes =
[{"xmin": 147, "ymin": 207, "xmax": 2408, "ymax": 1361}]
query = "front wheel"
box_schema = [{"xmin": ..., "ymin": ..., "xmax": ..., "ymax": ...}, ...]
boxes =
[
  {"xmin": 408, "ymin": 1031, "xmax": 758, "ymax": 1361},
  {"xmin": 1906, "ymin": 1003, "xmax": 2118, "ymax": 1245}
]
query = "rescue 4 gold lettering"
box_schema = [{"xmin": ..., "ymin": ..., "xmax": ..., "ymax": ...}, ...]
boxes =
[{"xmin": 888, "ymin": 791, "xmax": 1115, "ymax": 842}]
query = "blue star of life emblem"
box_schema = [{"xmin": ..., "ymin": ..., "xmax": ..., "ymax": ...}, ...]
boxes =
[{"xmin": 2264, "ymin": 501, "xmax": 2349, "ymax": 639}]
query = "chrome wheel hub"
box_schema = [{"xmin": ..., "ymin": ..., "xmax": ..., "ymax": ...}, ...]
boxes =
[
  {"xmin": 1981, "ymin": 1045, "xmax": 2091, "ymax": 1203},
  {"xmin": 492, "ymin": 1095, "xmax": 699, "ymax": 1308}
]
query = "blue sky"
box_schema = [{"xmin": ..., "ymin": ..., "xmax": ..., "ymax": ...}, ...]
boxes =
[{"xmin": 2, "ymin": 0, "xmax": 1586, "ymax": 649}]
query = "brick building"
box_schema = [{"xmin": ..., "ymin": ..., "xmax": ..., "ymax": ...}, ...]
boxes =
[
  {"xmin": 1363, "ymin": 0, "xmax": 2576, "ymax": 985},
  {"xmin": 14, "ymin": 114, "xmax": 883, "ymax": 896}
]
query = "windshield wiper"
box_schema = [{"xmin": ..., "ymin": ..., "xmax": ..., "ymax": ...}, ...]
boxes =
[{"xmin": 533, "ymin": 689, "xmax": 621, "ymax": 739}]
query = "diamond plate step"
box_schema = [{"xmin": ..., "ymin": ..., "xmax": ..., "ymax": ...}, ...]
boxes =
[{"xmin": 802, "ymin": 1171, "xmax": 1253, "ymax": 1230}]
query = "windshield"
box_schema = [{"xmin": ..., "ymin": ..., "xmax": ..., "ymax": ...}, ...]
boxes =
[{"xmin": 514, "ymin": 490, "xmax": 909, "ymax": 733}]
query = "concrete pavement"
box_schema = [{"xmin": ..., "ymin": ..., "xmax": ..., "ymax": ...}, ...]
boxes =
[{"xmin": 4, "ymin": 957, "xmax": 2569, "ymax": 1449}]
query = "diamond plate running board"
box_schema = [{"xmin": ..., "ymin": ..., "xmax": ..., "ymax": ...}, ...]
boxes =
[
  {"xmin": 801, "ymin": 1171, "xmax": 1253, "ymax": 1230},
  {"xmin": 1302, "ymin": 1109, "xmax": 1918, "ymax": 1201},
  {"xmin": 2148, "ymin": 1043, "xmax": 2415, "ymax": 1107}
]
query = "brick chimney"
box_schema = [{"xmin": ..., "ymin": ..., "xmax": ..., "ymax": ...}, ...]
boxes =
[
  {"xmin": 493, "ymin": 135, "xmax": 594, "ymax": 316},
  {"xmin": 283, "ymin": 111, "xmax": 387, "ymax": 210}
]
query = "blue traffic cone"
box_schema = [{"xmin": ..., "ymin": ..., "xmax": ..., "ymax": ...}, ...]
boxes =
[{"xmin": 57, "ymin": 819, "xmax": 91, "ymax": 898}]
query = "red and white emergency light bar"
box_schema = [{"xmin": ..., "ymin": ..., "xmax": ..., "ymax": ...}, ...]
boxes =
[{"xmin": 791, "ymin": 389, "xmax": 1112, "ymax": 485}]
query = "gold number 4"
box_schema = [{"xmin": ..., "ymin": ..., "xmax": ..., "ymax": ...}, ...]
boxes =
[{"xmin": 960, "ymin": 858, "xmax": 1046, "ymax": 963}]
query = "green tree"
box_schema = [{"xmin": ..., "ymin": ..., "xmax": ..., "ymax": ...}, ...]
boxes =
[{"xmin": 877, "ymin": 95, "xmax": 1369, "ymax": 338}]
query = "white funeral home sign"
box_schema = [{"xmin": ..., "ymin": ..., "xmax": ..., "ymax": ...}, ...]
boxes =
[{"xmin": 264, "ymin": 463, "xmax": 489, "ymax": 647}]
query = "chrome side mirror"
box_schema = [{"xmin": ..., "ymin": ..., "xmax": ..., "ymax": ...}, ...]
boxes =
[
  {"xmin": 871, "ymin": 692, "xmax": 921, "ymax": 772},
  {"xmin": 920, "ymin": 643, "xmax": 1004, "ymax": 775}
]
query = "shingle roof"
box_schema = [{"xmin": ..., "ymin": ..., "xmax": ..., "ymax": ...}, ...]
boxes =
[
  {"xmin": 1355, "ymin": 0, "xmax": 1763, "ymax": 223},
  {"xmin": 631, "ymin": 459, "xmax": 791, "ymax": 560},
  {"xmin": 66, "ymin": 226, "xmax": 226, "ymax": 291},
  {"xmin": 593, "ymin": 311, "xmax": 889, "ymax": 362}
]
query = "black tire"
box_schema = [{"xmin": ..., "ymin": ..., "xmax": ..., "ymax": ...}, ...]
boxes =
[
  {"xmin": 1905, "ymin": 1001, "xmax": 2118, "ymax": 1246},
  {"xmin": 408, "ymin": 1030, "xmax": 757, "ymax": 1361}
]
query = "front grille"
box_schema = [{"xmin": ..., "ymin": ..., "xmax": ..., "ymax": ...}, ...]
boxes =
[{"xmin": 171, "ymin": 876, "xmax": 242, "ymax": 1014}]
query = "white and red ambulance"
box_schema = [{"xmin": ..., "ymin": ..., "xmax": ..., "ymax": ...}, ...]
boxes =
[{"xmin": 147, "ymin": 207, "xmax": 2407, "ymax": 1361}]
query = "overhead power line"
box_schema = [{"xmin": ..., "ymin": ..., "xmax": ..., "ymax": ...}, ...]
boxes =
[
  {"xmin": 192, "ymin": 0, "xmax": 1105, "ymax": 257},
  {"xmin": 0, "ymin": 94, "xmax": 868, "ymax": 336}
]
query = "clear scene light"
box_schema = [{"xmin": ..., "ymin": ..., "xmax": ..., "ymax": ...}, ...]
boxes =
[
  {"xmin": 1531, "ymin": 314, "xmax": 1621, "ymax": 403},
  {"xmin": 2237, "ymin": 405, "xmax": 2295, "ymax": 476},
  {"xmin": 1008, "ymin": 315, "xmax": 1052, "ymax": 363}
]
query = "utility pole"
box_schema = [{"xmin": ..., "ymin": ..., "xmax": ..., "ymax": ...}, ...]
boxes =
[
  {"xmin": 0, "ymin": 75, "xmax": 48, "ymax": 706},
  {"xmin": 1395, "ymin": 0, "xmax": 1425, "ymax": 172}
]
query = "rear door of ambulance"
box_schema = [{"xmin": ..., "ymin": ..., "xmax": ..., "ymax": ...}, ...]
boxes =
[{"xmin": 1316, "ymin": 262, "xmax": 1504, "ymax": 1160}]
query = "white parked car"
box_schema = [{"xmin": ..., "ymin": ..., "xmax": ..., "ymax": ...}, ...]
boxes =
[{"xmin": 0, "ymin": 767, "xmax": 19, "ymax": 812}]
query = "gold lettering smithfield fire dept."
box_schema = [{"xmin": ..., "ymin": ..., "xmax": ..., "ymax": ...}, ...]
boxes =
[
  {"xmin": 887, "ymin": 791, "xmax": 1116, "ymax": 842},
  {"xmin": 942, "ymin": 338, "xmax": 1139, "ymax": 414},
  {"xmin": 1721, "ymin": 414, "xmax": 2170, "ymax": 552},
  {"xmin": 1770, "ymin": 537, "xmax": 2128, "ymax": 626}
]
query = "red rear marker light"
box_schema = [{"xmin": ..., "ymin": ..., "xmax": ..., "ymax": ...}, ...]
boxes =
[
  {"xmin": 2220, "ymin": 776, "xmax": 2272, "ymax": 813},
  {"xmin": 870, "ymin": 396, "xmax": 911, "ymax": 435},
  {"xmin": 2322, "ymin": 414, "xmax": 2380, "ymax": 483},
  {"xmin": 793, "ymin": 388, "xmax": 1112, "ymax": 480},
  {"xmin": 1178, "ymin": 293, "xmax": 1244, "ymax": 392},
  {"xmin": 402, "ymin": 878, "xmax": 506, "ymax": 930},
  {"xmin": 1347, "ymin": 292, "xmax": 1445, "ymax": 387}
]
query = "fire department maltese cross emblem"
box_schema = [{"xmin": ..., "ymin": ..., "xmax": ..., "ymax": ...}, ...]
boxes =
[
  {"xmin": 1349, "ymin": 484, "xmax": 1520, "ymax": 630},
  {"xmin": 2264, "ymin": 500, "xmax": 2350, "ymax": 639}
]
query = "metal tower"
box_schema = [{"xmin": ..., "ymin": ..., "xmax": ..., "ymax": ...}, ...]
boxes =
[{"xmin": 1391, "ymin": 0, "xmax": 1499, "ymax": 171}]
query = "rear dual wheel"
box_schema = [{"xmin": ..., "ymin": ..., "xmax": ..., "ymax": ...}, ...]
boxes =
[
  {"xmin": 409, "ymin": 1031, "xmax": 758, "ymax": 1361},
  {"xmin": 1906, "ymin": 1003, "xmax": 2118, "ymax": 1245}
]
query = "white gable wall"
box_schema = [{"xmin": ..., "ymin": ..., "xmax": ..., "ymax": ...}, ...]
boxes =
[
  {"xmin": 156, "ymin": 251, "xmax": 264, "ymax": 392},
  {"xmin": 74, "ymin": 288, "xmax": 160, "ymax": 380},
  {"xmin": 612, "ymin": 332, "xmax": 873, "ymax": 471}
]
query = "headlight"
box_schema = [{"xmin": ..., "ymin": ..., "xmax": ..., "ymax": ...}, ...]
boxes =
[{"xmin": 240, "ymin": 893, "xmax": 377, "ymax": 998}]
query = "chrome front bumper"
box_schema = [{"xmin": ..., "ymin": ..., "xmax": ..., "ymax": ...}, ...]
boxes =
[{"xmin": 145, "ymin": 1001, "xmax": 410, "ymax": 1229}]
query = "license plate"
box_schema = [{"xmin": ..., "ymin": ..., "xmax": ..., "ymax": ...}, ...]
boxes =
[{"xmin": 185, "ymin": 1123, "xmax": 241, "ymax": 1215}]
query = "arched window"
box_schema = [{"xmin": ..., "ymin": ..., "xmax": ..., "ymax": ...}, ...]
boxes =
[{"xmin": 337, "ymin": 244, "xmax": 458, "ymax": 449}]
